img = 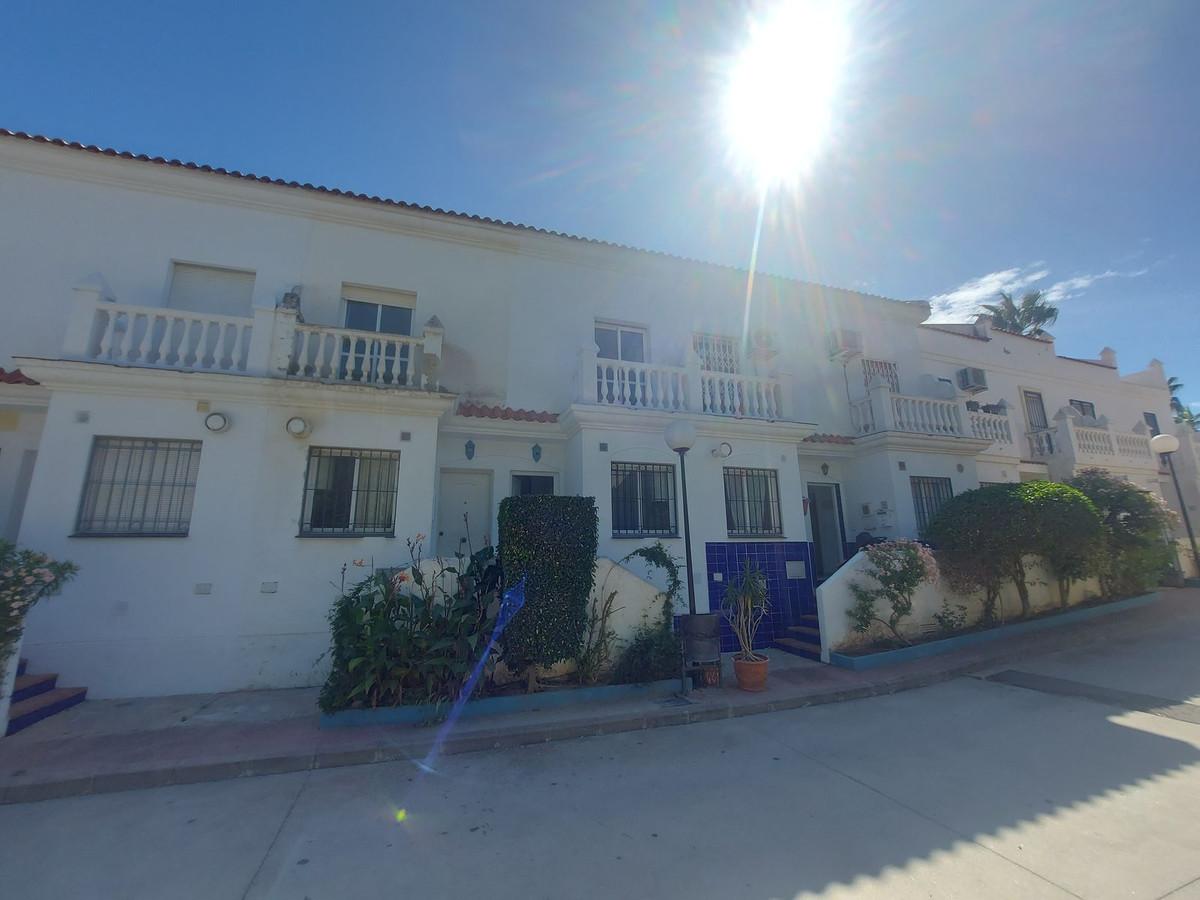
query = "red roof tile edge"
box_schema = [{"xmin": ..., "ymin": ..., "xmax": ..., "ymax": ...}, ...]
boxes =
[
  {"xmin": 0, "ymin": 368, "xmax": 38, "ymax": 386},
  {"xmin": 801, "ymin": 433, "xmax": 855, "ymax": 445},
  {"xmin": 456, "ymin": 402, "xmax": 558, "ymax": 424}
]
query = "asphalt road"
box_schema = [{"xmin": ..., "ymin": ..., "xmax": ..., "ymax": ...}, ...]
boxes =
[{"xmin": 3, "ymin": 598, "xmax": 1199, "ymax": 900}]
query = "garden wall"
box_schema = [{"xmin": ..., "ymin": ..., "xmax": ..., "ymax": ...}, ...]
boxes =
[{"xmin": 815, "ymin": 550, "xmax": 1101, "ymax": 661}]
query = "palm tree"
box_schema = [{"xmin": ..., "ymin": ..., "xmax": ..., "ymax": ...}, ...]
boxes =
[
  {"xmin": 981, "ymin": 290, "xmax": 1059, "ymax": 337},
  {"xmin": 1168, "ymin": 376, "xmax": 1185, "ymax": 415}
]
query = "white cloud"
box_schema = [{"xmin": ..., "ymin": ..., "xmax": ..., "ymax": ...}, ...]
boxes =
[{"xmin": 926, "ymin": 263, "xmax": 1148, "ymax": 322}]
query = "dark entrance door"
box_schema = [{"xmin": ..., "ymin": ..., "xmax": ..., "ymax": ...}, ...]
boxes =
[{"xmin": 807, "ymin": 483, "xmax": 846, "ymax": 582}]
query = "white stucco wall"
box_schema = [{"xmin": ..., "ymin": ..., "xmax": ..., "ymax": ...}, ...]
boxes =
[{"xmin": 816, "ymin": 549, "xmax": 1102, "ymax": 660}]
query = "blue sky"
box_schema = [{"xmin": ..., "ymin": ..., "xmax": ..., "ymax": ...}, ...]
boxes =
[{"xmin": 3, "ymin": 0, "xmax": 1197, "ymax": 411}]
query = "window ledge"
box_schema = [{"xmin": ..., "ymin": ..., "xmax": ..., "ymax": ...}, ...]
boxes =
[
  {"xmin": 726, "ymin": 533, "xmax": 787, "ymax": 540},
  {"xmin": 611, "ymin": 533, "xmax": 680, "ymax": 540},
  {"xmin": 70, "ymin": 532, "xmax": 190, "ymax": 538},
  {"xmin": 297, "ymin": 533, "xmax": 397, "ymax": 539}
]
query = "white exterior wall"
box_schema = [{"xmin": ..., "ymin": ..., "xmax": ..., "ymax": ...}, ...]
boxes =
[
  {"xmin": 17, "ymin": 374, "xmax": 445, "ymax": 698},
  {"xmin": 0, "ymin": 397, "xmax": 45, "ymax": 542},
  {"xmin": 0, "ymin": 134, "xmax": 1190, "ymax": 697}
]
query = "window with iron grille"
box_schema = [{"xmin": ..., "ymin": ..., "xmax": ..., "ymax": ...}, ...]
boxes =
[
  {"xmin": 693, "ymin": 333, "xmax": 740, "ymax": 374},
  {"xmin": 1069, "ymin": 399, "xmax": 1097, "ymax": 419},
  {"xmin": 910, "ymin": 476, "xmax": 954, "ymax": 535},
  {"xmin": 611, "ymin": 462, "xmax": 677, "ymax": 537},
  {"xmin": 300, "ymin": 447, "xmax": 400, "ymax": 537},
  {"xmin": 862, "ymin": 358, "xmax": 900, "ymax": 392},
  {"xmin": 723, "ymin": 467, "xmax": 783, "ymax": 537},
  {"xmin": 1143, "ymin": 411, "xmax": 1160, "ymax": 435},
  {"xmin": 76, "ymin": 437, "xmax": 203, "ymax": 536}
]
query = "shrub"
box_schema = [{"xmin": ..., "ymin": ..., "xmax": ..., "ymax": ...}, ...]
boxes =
[
  {"xmin": 846, "ymin": 539, "xmax": 938, "ymax": 644},
  {"xmin": 1018, "ymin": 481, "xmax": 1103, "ymax": 607},
  {"xmin": 0, "ymin": 540, "xmax": 78, "ymax": 682},
  {"xmin": 932, "ymin": 599, "xmax": 969, "ymax": 633},
  {"xmin": 611, "ymin": 542, "xmax": 684, "ymax": 685},
  {"xmin": 498, "ymin": 495, "xmax": 598, "ymax": 682},
  {"xmin": 1067, "ymin": 468, "xmax": 1176, "ymax": 599},
  {"xmin": 926, "ymin": 484, "xmax": 1033, "ymax": 622},
  {"xmin": 319, "ymin": 539, "xmax": 500, "ymax": 712}
]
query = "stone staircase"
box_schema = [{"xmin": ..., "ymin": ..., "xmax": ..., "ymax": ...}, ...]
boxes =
[
  {"xmin": 6, "ymin": 659, "xmax": 87, "ymax": 736},
  {"xmin": 772, "ymin": 614, "xmax": 822, "ymax": 661}
]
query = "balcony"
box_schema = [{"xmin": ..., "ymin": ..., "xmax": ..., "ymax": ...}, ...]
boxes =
[
  {"xmin": 850, "ymin": 380, "xmax": 1014, "ymax": 451},
  {"xmin": 59, "ymin": 290, "xmax": 445, "ymax": 390},
  {"xmin": 576, "ymin": 344, "xmax": 786, "ymax": 420},
  {"xmin": 1026, "ymin": 408, "xmax": 1155, "ymax": 475}
]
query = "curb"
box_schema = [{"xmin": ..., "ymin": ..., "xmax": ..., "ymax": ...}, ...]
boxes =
[{"xmin": 0, "ymin": 663, "xmax": 973, "ymax": 806}]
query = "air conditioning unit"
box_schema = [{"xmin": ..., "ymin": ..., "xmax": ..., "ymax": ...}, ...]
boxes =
[
  {"xmin": 827, "ymin": 329, "xmax": 863, "ymax": 361},
  {"xmin": 957, "ymin": 367, "xmax": 988, "ymax": 394}
]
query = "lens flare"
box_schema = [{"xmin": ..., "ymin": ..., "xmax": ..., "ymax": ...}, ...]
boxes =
[
  {"xmin": 721, "ymin": 0, "xmax": 852, "ymax": 187},
  {"xmin": 395, "ymin": 809, "xmax": 408, "ymax": 823}
]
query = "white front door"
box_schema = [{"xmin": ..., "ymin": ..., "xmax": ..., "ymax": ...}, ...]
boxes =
[{"xmin": 437, "ymin": 471, "xmax": 493, "ymax": 557}]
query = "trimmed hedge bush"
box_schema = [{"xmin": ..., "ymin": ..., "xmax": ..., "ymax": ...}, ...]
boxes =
[
  {"xmin": 1017, "ymin": 481, "xmax": 1103, "ymax": 607},
  {"xmin": 498, "ymin": 495, "xmax": 598, "ymax": 675}
]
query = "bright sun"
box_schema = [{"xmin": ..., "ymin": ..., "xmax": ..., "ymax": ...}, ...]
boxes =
[{"xmin": 721, "ymin": 1, "xmax": 851, "ymax": 188}]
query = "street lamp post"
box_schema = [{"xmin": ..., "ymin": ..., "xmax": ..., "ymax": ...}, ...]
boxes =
[
  {"xmin": 665, "ymin": 420, "xmax": 722, "ymax": 691},
  {"xmin": 1150, "ymin": 433, "xmax": 1200, "ymax": 576}
]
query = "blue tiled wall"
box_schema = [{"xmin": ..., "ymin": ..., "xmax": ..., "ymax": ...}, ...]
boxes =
[{"xmin": 703, "ymin": 541, "xmax": 816, "ymax": 652}]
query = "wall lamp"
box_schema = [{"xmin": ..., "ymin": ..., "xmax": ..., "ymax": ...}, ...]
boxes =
[
  {"xmin": 285, "ymin": 416, "xmax": 311, "ymax": 438},
  {"xmin": 203, "ymin": 412, "xmax": 230, "ymax": 433}
]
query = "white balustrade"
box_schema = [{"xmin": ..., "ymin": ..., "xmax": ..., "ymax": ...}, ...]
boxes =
[
  {"xmin": 889, "ymin": 394, "xmax": 965, "ymax": 436},
  {"xmin": 86, "ymin": 303, "xmax": 254, "ymax": 373},
  {"xmin": 595, "ymin": 359, "xmax": 689, "ymax": 412},
  {"xmin": 289, "ymin": 324, "xmax": 423, "ymax": 387},
  {"xmin": 1113, "ymin": 430, "xmax": 1153, "ymax": 461},
  {"xmin": 1072, "ymin": 424, "xmax": 1116, "ymax": 457},
  {"xmin": 850, "ymin": 397, "xmax": 876, "ymax": 435},
  {"xmin": 699, "ymin": 371, "xmax": 782, "ymax": 419},
  {"xmin": 969, "ymin": 410, "xmax": 1013, "ymax": 445}
]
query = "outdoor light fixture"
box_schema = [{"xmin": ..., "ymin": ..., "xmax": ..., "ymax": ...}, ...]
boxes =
[
  {"xmin": 203, "ymin": 411, "xmax": 230, "ymax": 433},
  {"xmin": 711, "ymin": 441, "xmax": 733, "ymax": 458},
  {"xmin": 285, "ymin": 416, "xmax": 310, "ymax": 438},
  {"xmin": 1150, "ymin": 432, "xmax": 1200, "ymax": 573}
]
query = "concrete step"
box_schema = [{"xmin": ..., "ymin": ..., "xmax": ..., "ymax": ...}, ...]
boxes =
[
  {"xmin": 772, "ymin": 637, "xmax": 822, "ymax": 661},
  {"xmin": 795, "ymin": 614, "xmax": 820, "ymax": 626},
  {"xmin": 17, "ymin": 658, "xmax": 28, "ymax": 677},
  {"xmin": 6, "ymin": 686, "xmax": 87, "ymax": 736},
  {"xmin": 12, "ymin": 672, "xmax": 57, "ymax": 703},
  {"xmin": 787, "ymin": 625, "xmax": 821, "ymax": 639}
]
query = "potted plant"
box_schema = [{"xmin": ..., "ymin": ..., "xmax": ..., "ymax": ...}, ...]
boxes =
[{"xmin": 722, "ymin": 561, "xmax": 771, "ymax": 691}]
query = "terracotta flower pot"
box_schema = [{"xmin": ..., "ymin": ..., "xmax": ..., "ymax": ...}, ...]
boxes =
[{"xmin": 733, "ymin": 656, "xmax": 769, "ymax": 692}]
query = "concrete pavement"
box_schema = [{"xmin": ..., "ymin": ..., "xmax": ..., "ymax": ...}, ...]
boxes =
[{"xmin": 2, "ymin": 590, "xmax": 1199, "ymax": 899}]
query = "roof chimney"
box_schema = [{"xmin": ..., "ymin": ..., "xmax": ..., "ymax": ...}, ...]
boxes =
[{"xmin": 1099, "ymin": 347, "xmax": 1117, "ymax": 368}]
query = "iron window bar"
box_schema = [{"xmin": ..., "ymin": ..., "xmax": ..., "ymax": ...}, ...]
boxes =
[
  {"xmin": 910, "ymin": 475, "xmax": 954, "ymax": 536},
  {"xmin": 723, "ymin": 467, "xmax": 783, "ymax": 537},
  {"xmin": 300, "ymin": 447, "xmax": 401, "ymax": 537},
  {"xmin": 610, "ymin": 461, "xmax": 678, "ymax": 537},
  {"xmin": 75, "ymin": 437, "xmax": 203, "ymax": 536}
]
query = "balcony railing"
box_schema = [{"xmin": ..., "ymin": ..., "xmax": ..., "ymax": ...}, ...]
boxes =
[
  {"xmin": 850, "ymin": 381, "xmax": 1016, "ymax": 451},
  {"xmin": 969, "ymin": 410, "xmax": 1014, "ymax": 445},
  {"xmin": 1026, "ymin": 411, "xmax": 1155, "ymax": 473},
  {"xmin": 580, "ymin": 345, "xmax": 786, "ymax": 420},
  {"xmin": 62, "ymin": 290, "xmax": 444, "ymax": 389}
]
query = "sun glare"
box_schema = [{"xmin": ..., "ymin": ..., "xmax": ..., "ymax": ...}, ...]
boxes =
[{"xmin": 721, "ymin": 1, "xmax": 851, "ymax": 188}]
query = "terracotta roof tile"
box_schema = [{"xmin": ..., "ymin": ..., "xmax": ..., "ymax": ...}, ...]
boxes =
[
  {"xmin": 0, "ymin": 368, "xmax": 38, "ymax": 386},
  {"xmin": 801, "ymin": 433, "xmax": 854, "ymax": 445},
  {"xmin": 457, "ymin": 402, "xmax": 558, "ymax": 424}
]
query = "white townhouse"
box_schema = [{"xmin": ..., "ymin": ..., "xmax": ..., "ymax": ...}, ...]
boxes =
[{"xmin": 0, "ymin": 130, "xmax": 1189, "ymax": 700}]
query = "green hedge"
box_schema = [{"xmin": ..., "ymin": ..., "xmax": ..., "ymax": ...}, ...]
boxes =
[{"xmin": 498, "ymin": 495, "xmax": 598, "ymax": 673}]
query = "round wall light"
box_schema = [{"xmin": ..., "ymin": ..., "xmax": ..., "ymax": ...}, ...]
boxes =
[
  {"xmin": 711, "ymin": 441, "xmax": 733, "ymax": 459},
  {"xmin": 285, "ymin": 416, "xmax": 311, "ymax": 438},
  {"xmin": 204, "ymin": 412, "xmax": 230, "ymax": 433}
]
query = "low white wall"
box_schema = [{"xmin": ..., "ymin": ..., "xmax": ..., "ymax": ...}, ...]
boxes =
[
  {"xmin": 1177, "ymin": 539, "xmax": 1200, "ymax": 580},
  {"xmin": 816, "ymin": 550, "xmax": 1101, "ymax": 661}
]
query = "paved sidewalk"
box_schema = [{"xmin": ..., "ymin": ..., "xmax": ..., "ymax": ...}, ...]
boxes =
[{"xmin": 1, "ymin": 589, "xmax": 1192, "ymax": 804}]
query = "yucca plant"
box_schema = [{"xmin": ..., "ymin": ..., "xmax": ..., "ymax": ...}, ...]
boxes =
[{"xmin": 722, "ymin": 561, "xmax": 770, "ymax": 661}]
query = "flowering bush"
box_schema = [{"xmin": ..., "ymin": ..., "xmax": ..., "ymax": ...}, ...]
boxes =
[
  {"xmin": 1, "ymin": 540, "xmax": 78, "ymax": 683},
  {"xmin": 846, "ymin": 539, "xmax": 938, "ymax": 645}
]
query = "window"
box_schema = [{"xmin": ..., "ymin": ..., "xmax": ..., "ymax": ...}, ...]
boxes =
[
  {"xmin": 595, "ymin": 323, "xmax": 645, "ymax": 363},
  {"xmin": 167, "ymin": 263, "xmax": 254, "ymax": 317},
  {"xmin": 910, "ymin": 476, "xmax": 954, "ymax": 535},
  {"xmin": 862, "ymin": 359, "xmax": 900, "ymax": 393},
  {"xmin": 611, "ymin": 462, "xmax": 676, "ymax": 536},
  {"xmin": 1023, "ymin": 390, "xmax": 1049, "ymax": 430},
  {"xmin": 694, "ymin": 334, "xmax": 740, "ymax": 374},
  {"xmin": 512, "ymin": 474, "xmax": 554, "ymax": 496},
  {"xmin": 76, "ymin": 437, "xmax": 202, "ymax": 536},
  {"xmin": 1069, "ymin": 399, "xmax": 1097, "ymax": 419},
  {"xmin": 723, "ymin": 467, "xmax": 783, "ymax": 537},
  {"xmin": 1143, "ymin": 412, "xmax": 1161, "ymax": 435},
  {"xmin": 340, "ymin": 284, "xmax": 416, "ymax": 384},
  {"xmin": 300, "ymin": 447, "xmax": 400, "ymax": 537}
]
